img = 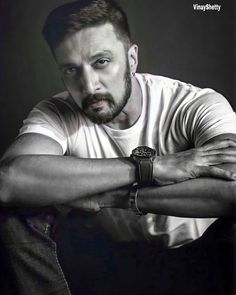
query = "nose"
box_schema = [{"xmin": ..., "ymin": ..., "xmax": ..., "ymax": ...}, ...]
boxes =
[{"xmin": 80, "ymin": 66, "xmax": 100, "ymax": 95}]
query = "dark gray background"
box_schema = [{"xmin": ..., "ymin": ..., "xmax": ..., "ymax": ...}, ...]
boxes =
[
  {"xmin": 0, "ymin": 0, "xmax": 235, "ymax": 156},
  {"xmin": 0, "ymin": 2, "xmax": 235, "ymax": 293}
]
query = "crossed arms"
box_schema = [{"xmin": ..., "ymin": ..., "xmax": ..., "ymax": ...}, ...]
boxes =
[{"xmin": 0, "ymin": 131, "xmax": 236, "ymax": 218}]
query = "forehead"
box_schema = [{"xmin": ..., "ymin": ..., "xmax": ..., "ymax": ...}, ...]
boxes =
[{"xmin": 54, "ymin": 23, "xmax": 126, "ymax": 64}]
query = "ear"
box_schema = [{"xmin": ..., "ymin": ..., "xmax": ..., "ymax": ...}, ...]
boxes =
[{"xmin": 128, "ymin": 44, "xmax": 138, "ymax": 75}]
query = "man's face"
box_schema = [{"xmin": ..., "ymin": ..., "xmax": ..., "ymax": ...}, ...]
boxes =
[{"xmin": 54, "ymin": 23, "xmax": 132, "ymax": 124}]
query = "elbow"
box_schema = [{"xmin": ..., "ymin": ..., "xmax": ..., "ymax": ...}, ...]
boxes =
[
  {"xmin": 228, "ymin": 181, "xmax": 236, "ymax": 216},
  {"xmin": 0, "ymin": 158, "xmax": 14, "ymax": 205}
]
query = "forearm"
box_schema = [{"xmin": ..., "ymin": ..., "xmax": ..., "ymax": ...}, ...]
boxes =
[
  {"xmin": 0, "ymin": 155, "xmax": 135, "ymax": 206},
  {"xmin": 138, "ymin": 177, "xmax": 236, "ymax": 218},
  {"xmin": 96, "ymin": 164, "xmax": 236, "ymax": 218}
]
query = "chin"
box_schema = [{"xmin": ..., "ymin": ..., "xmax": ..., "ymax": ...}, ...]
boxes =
[{"xmin": 85, "ymin": 111, "xmax": 113, "ymax": 124}]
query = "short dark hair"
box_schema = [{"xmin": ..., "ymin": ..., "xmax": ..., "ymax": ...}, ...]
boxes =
[{"xmin": 42, "ymin": 0, "xmax": 131, "ymax": 50}]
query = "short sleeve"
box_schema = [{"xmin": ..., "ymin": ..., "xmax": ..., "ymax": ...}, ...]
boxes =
[
  {"xmin": 19, "ymin": 98, "xmax": 68, "ymax": 154},
  {"xmin": 184, "ymin": 91, "xmax": 236, "ymax": 147}
]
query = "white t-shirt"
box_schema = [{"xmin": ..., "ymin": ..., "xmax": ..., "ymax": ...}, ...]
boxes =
[{"xmin": 19, "ymin": 74, "xmax": 236, "ymax": 248}]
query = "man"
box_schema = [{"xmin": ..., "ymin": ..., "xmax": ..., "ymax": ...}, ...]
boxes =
[{"xmin": 0, "ymin": 0, "xmax": 236, "ymax": 294}]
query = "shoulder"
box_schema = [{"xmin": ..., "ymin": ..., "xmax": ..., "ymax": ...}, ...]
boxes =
[
  {"xmin": 136, "ymin": 73, "xmax": 208, "ymax": 94},
  {"xmin": 36, "ymin": 91, "xmax": 76, "ymax": 111},
  {"xmin": 136, "ymin": 73, "xmax": 229, "ymax": 107},
  {"xmin": 33, "ymin": 91, "xmax": 82, "ymax": 120}
]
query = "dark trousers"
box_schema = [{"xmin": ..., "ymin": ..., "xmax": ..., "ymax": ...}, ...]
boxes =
[
  {"xmin": 0, "ymin": 208, "xmax": 235, "ymax": 295},
  {"xmin": 0, "ymin": 208, "xmax": 71, "ymax": 295}
]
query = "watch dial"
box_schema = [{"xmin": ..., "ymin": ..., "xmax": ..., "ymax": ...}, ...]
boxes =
[{"xmin": 134, "ymin": 146, "xmax": 156, "ymax": 157}]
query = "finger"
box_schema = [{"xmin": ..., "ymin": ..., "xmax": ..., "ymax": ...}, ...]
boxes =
[
  {"xmin": 89, "ymin": 199, "xmax": 101, "ymax": 212},
  {"xmin": 201, "ymin": 154, "xmax": 236, "ymax": 165},
  {"xmin": 72, "ymin": 198, "xmax": 100, "ymax": 212},
  {"xmin": 197, "ymin": 165, "xmax": 236, "ymax": 181},
  {"xmin": 202, "ymin": 139, "xmax": 236, "ymax": 151},
  {"xmin": 203, "ymin": 148, "xmax": 236, "ymax": 156}
]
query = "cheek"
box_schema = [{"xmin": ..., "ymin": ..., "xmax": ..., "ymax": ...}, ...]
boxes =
[
  {"xmin": 63, "ymin": 78, "xmax": 82, "ymax": 97},
  {"xmin": 63, "ymin": 78, "xmax": 82, "ymax": 105},
  {"xmin": 104, "ymin": 64, "xmax": 126, "ymax": 88}
]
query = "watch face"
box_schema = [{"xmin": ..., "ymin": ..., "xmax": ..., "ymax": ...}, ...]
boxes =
[{"xmin": 133, "ymin": 146, "xmax": 156, "ymax": 158}]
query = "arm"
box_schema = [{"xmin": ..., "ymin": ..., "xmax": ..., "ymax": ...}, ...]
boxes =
[
  {"xmin": 80, "ymin": 164, "xmax": 236, "ymax": 218},
  {"xmin": 1, "ymin": 131, "xmax": 235, "ymax": 208},
  {"xmin": 71, "ymin": 134, "xmax": 236, "ymax": 217},
  {"xmin": 141, "ymin": 133, "xmax": 236, "ymax": 217},
  {"xmin": 138, "ymin": 166, "xmax": 236, "ymax": 218},
  {"xmin": 0, "ymin": 133, "xmax": 136, "ymax": 206}
]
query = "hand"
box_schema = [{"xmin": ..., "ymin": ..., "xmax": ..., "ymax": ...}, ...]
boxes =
[
  {"xmin": 66, "ymin": 195, "xmax": 101, "ymax": 212},
  {"xmin": 154, "ymin": 139, "xmax": 236, "ymax": 185}
]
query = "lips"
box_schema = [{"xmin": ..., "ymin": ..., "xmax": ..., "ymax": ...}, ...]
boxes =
[
  {"xmin": 88, "ymin": 99, "xmax": 107, "ymax": 111},
  {"xmin": 82, "ymin": 93, "xmax": 114, "ymax": 112}
]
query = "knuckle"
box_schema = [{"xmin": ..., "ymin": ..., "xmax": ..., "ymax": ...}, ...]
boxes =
[
  {"xmin": 208, "ymin": 166, "xmax": 218, "ymax": 175},
  {"xmin": 225, "ymin": 138, "xmax": 236, "ymax": 146},
  {"xmin": 202, "ymin": 149, "xmax": 211, "ymax": 156},
  {"xmin": 207, "ymin": 166, "xmax": 215, "ymax": 174},
  {"xmin": 195, "ymin": 165, "xmax": 206, "ymax": 176},
  {"xmin": 197, "ymin": 146, "xmax": 204, "ymax": 152},
  {"xmin": 224, "ymin": 171, "xmax": 231, "ymax": 177},
  {"xmin": 190, "ymin": 168, "xmax": 198, "ymax": 178},
  {"xmin": 216, "ymin": 154, "xmax": 227, "ymax": 161},
  {"xmin": 191, "ymin": 149, "xmax": 201, "ymax": 160},
  {"xmin": 224, "ymin": 170, "xmax": 232, "ymax": 177}
]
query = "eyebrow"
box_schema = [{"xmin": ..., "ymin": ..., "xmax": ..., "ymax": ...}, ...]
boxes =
[
  {"xmin": 90, "ymin": 50, "xmax": 113, "ymax": 61},
  {"xmin": 58, "ymin": 50, "xmax": 113, "ymax": 69},
  {"xmin": 58, "ymin": 62, "xmax": 78, "ymax": 70}
]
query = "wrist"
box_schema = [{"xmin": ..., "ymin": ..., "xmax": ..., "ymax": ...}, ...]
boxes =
[
  {"xmin": 130, "ymin": 146, "xmax": 156, "ymax": 185},
  {"xmin": 153, "ymin": 156, "xmax": 161, "ymax": 180},
  {"xmin": 99, "ymin": 188, "xmax": 130, "ymax": 209},
  {"xmin": 129, "ymin": 185, "xmax": 147, "ymax": 215},
  {"xmin": 124, "ymin": 157, "xmax": 137, "ymax": 184}
]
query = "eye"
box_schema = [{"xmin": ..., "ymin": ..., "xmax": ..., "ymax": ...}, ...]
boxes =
[
  {"xmin": 94, "ymin": 58, "xmax": 110, "ymax": 69},
  {"xmin": 63, "ymin": 67, "xmax": 77, "ymax": 76}
]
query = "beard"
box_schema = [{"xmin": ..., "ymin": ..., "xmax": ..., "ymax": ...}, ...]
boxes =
[{"xmin": 81, "ymin": 62, "xmax": 132, "ymax": 125}]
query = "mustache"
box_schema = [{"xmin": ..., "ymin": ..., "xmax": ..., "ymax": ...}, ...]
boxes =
[{"xmin": 82, "ymin": 93, "xmax": 114, "ymax": 109}]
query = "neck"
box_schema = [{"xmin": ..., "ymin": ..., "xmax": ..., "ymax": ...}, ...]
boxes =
[{"xmin": 105, "ymin": 76, "xmax": 142, "ymax": 130}]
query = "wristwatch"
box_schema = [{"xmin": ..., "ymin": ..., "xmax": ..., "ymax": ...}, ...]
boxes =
[{"xmin": 131, "ymin": 146, "xmax": 156, "ymax": 186}]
